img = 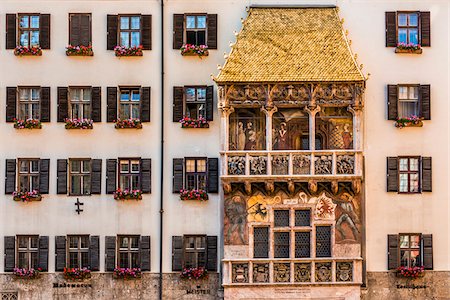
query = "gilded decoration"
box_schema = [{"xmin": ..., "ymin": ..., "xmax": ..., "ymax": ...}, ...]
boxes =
[
  {"xmin": 314, "ymin": 155, "xmax": 333, "ymax": 175},
  {"xmin": 336, "ymin": 262, "xmax": 353, "ymax": 282},
  {"xmin": 252, "ymin": 263, "xmax": 269, "ymax": 283},
  {"xmin": 249, "ymin": 156, "xmax": 267, "ymax": 175},
  {"xmin": 337, "ymin": 154, "xmax": 355, "ymax": 174},
  {"xmin": 315, "ymin": 262, "xmax": 332, "ymax": 282},
  {"xmin": 273, "ymin": 263, "xmax": 290, "ymax": 283},
  {"xmin": 232, "ymin": 263, "xmax": 249, "ymax": 283},
  {"xmin": 294, "ymin": 263, "xmax": 311, "ymax": 282},
  {"xmin": 228, "ymin": 156, "xmax": 246, "ymax": 175}
]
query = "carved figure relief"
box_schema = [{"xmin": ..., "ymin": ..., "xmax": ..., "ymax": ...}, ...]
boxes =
[
  {"xmin": 232, "ymin": 263, "xmax": 249, "ymax": 283},
  {"xmin": 336, "ymin": 262, "xmax": 353, "ymax": 282},
  {"xmin": 228, "ymin": 156, "xmax": 246, "ymax": 175},
  {"xmin": 249, "ymin": 156, "xmax": 267, "ymax": 175},
  {"xmin": 314, "ymin": 155, "xmax": 332, "ymax": 175},
  {"xmin": 253, "ymin": 263, "xmax": 269, "ymax": 283},
  {"xmin": 274, "ymin": 263, "xmax": 290, "ymax": 283},
  {"xmin": 294, "ymin": 263, "xmax": 311, "ymax": 282},
  {"xmin": 224, "ymin": 195, "xmax": 248, "ymax": 245},
  {"xmin": 293, "ymin": 155, "xmax": 311, "ymax": 174},
  {"xmin": 337, "ymin": 155, "xmax": 355, "ymax": 174},
  {"xmin": 271, "ymin": 155, "xmax": 289, "ymax": 175}
]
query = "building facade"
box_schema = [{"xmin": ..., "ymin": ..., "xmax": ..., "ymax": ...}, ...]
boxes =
[{"xmin": 0, "ymin": 1, "xmax": 448, "ymax": 300}]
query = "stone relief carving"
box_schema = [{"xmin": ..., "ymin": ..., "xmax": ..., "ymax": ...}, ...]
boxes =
[
  {"xmin": 314, "ymin": 155, "xmax": 332, "ymax": 174},
  {"xmin": 313, "ymin": 192, "xmax": 337, "ymax": 220},
  {"xmin": 271, "ymin": 155, "xmax": 289, "ymax": 175},
  {"xmin": 293, "ymin": 155, "xmax": 311, "ymax": 175},
  {"xmin": 315, "ymin": 262, "xmax": 332, "ymax": 282},
  {"xmin": 253, "ymin": 263, "xmax": 269, "ymax": 283},
  {"xmin": 232, "ymin": 263, "xmax": 249, "ymax": 283},
  {"xmin": 274, "ymin": 263, "xmax": 290, "ymax": 283},
  {"xmin": 336, "ymin": 262, "xmax": 353, "ymax": 282},
  {"xmin": 269, "ymin": 84, "xmax": 310, "ymax": 105},
  {"xmin": 337, "ymin": 155, "xmax": 355, "ymax": 174},
  {"xmin": 228, "ymin": 156, "xmax": 246, "ymax": 175},
  {"xmin": 294, "ymin": 263, "xmax": 311, "ymax": 282},
  {"xmin": 226, "ymin": 84, "xmax": 267, "ymax": 105},
  {"xmin": 249, "ymin": 156, "xmax": 267, "ymax": 175}
]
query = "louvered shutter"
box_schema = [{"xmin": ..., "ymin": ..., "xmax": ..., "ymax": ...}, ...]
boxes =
[
  {"xmin": 173, "ymin": 14, "xmax": 184, "ymax": 49},
  {"xmin": 173, "ymin": 87, "xmax": 184, "ymax": 122},
  {"xmin": 142, "ymin": 15, "xmax": 152, "ymax": 50},
  {"xmin": 107, "ymin": 15, "xmax": 118, "ymax": 50},
  {"xmin": 387, "ymin": 234, "xmax": 399, "ymax": 270},
  {"xmin": 40, "ymin": 14, "xmax": 51, "ymax": 49},
  {"xmin": 6, "ymin": 87, "xmax": 17, "ymax": 122},
  {"xmin": 91, "ymin": 159, "xmax": 102, "ymax": 194},
  {"xmin": 39, "ymin": 159, "xmax": 50, "ymax": 194},
  {"xmin": 6, "ymin": 14, "xmax": 17, "ymax": 49},
  {"xmin": 57, "ymin": 159, "xmax": 68, "ymax": 194},
  {"xmin": 207, "ymin": 158, "xmax": 219, "ymax": 193},
  {"xmin": 57, "ymin": 87, "xmax": 68, "ymax": 122},
  {"xmin": 140, "ymin": 87, "xmax": 151, "ymax": 122},
  {"xmin": 387, "ymin": 85, "xmax": 398, "ymax": 120},
  {"xmin": 105, "ymin": 236, "xmax": 116, "ymax": 271},
  {"xmin": 107, "ymin": 87, "xmax": 117, "ymax": 122},
  {"xmin": 172, "ymin": 236, "xmax": 183, "ymax": 271},
  {"xmin": 38, "ymin": 236, "xmax": 49, "ymax": 271},
  {"xmin": 206, "ymin": 236, "xmax": 217, "ymax": 271},
  {"xmin": 141, "ymin": 159, "xmax": 151, "ymax": 194},
  {"xmin": 5, "ymin": 159, "xmax": 16, "ymax": 194},
  {"xmin": 89, "ymin": 236, "xmax": 100, "ymax": 271},
  {"xmin": 55, "ymin": 236, "xmax": 66, "ymax": 271},
  {"xmin": 79, "ymin": 14, "xmax": 91, "ymax": 46},
  {"xmin": 420, "ymin": 84, "xmax": 431, "ymax": 120},
  {"xmin": 140, "ymin": 236, "xmax": 151, "ymax": 271},
  {"xmin": 69, "ymin": 14, "xmax": 81, "ymax": 46},
  {"xmin": 91, "ymin": 87, "xmax": 102, "ymax": 122},
  {"xmin": 40, "ymin": 87, "xmax": 51, "ymax": 122},
  {"xmin": 4, "ymin": 236, "xmax": 15, "ymax": 272},
  {"xmin": 421, "ymin": 157, "xmax": 432, "ymax": 192},
  {"xmin": 385, "ymin": 12, "xmax": 397, "ymax": 47},
  {"xmin": 173, "ymin": 158, "xmax": 184, "ymax": 193},
  {"xmin": 387, "ymin": 157, "xmax": 399, "ymax": 192},
  {"xmin": 420, "ymin": 12, "xmax": 431, "ymax": 47},
  {"xmin": 206, "ymin": 85, "xmax": 214, "ymax": 121},
  {"xmin": 207, "ymin": 14, "xmax": 218, "ymax": 49},
  {"xmin": 106, "ymin": 159, "xmax": 117, "ymax": 194},
  {"xmin": 422, "ymin": 234, "xmax": 433, "ymax": 270}
]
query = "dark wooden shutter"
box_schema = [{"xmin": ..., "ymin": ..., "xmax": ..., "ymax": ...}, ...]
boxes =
[
  {"xmin": 173, "ymin": 14, "xmax": 184, "ymax": 49},
  {"xmin": 69, "ymin": 14, "xmax": 81, "ymax": 46},
  {"xmin": 173, "ymin": 158, "xmax": 184, "ymax": 193},
  {"xmin": 107, "ymin": 15, "xmax": 118, "ymax": 50},
  {"xmin": 142, "ymin": 15, "xmax": 152, "ymax": 50},
  {"xmin": 105, "ymin": 236, "xmax": 116, "ymax": 271},
  {"xmin": 79, "ymin": 14, "xmax": 91, "ymax": 46},
  {"xmin": 206, "ymin": 85, "xmax": 214, "ymax": 121},
  {"xmin": 420, "ymin": 12, "xmax": 431, "ymax": 47},
  {"xmin": 140, "ymin": 236, "xmax": 151, "ymax": 271},
  {"xmin": 106, "ymin": 159, "xmax": 117, "ymax": 194},
  {"xmin": 421, "ymin": 157, "xmax": 432, "ymax": 192},
  {"xmin": 387, "ymin": 157, "xmax": 399, "ymax": 192},
  {"xmin": 206, "ymin": 236, "xmax": 217, "ymax": 271},
  {"xmin": 5, "ymin": 159, "xmax": 16, "ymax": 194},
  {"xmin": 6, "ymin": 14, "xmax": 17, "ymax": 49},
  {"xmin": 173, "ymin": 87, "xmax": 184, "ymax": 122},
  {"xmin": 89, "ymin": 236, "xmax": 100, "ymax": 271},
  {"xmin": 40, "ymin": 14, "xmax": 51, "ymax": 49},
  {"xmin": 39, "ymin": 159, "xmax": 50, "ymax": 194},
  {"xmin": 387, "ymin": 85, "xmax": 398, "ymax": 120},
  {"xmin": 38, "ymin": 236, "xmax": 49, "ymax": 271},
  {"xmin": 40, "ymin": 87, "xmax": 51, "ymax": 122},
  {"xmin": 6, "ymin": 87, "xmax": 17, "ymax": 122},
  {"xmin": 55, "ymin": 236, "xmax": 66, "ymax": 271},
  {"xmin": 207, "ymin": 14, "xmax": 218, "ymax": 49},
  {"xmin": 91, "ymin": 159, "xmax": 102, "ymax": 194},
  {"xmin": 140, "ymin": 87, "xmax": 151, "ymax": 122},
  {"xmin": 172, "ymin": 236, "xmax": 183, "ymax": 271},
  {"xmin": 57, "ymin": 159, "xmax": 68, "ymax": 194},
  {"xmin": 141, "ymin": 159, "xmax": 151, "ymax": 194},
  {"xmin": 91, "ymin": 87, "xmax": 102, "ymax": 122},
  {"xmin": 385, "ymin": 12, "xmax": 397, "ymax": 47},
  {"xmin": 57, "ymin": 87, "xmax": 68, "ymax": 122},
  {"xmin": 207, "ymin": 158, "xmax": 219, "ymax": 193},
  {"xmin": 107, "ymin": 87, "xmax": 117, "ymax": 122},
  {"xmin": 387, "ymin": 234, "xmax": 399, "ymax": 270},
  {"xmin": 422, "ymin": 234, "xmax": 433, "ymax": 269},
  {"xmin": 4, "ymin": 236, "xmax": 15, "ymax": 272},
  {"xmin": 420, "ymin": 84, "xmax": 431, "ymax": 120}
]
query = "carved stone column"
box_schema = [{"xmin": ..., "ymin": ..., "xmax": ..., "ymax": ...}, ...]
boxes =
[
  {"xmin": 305, "ymin": 105, "xmax": 321, "ymax": 151},
  {"xmin": 220, "ymin": 106, "xmax": 235, "ymax": 151},
  {"xmin": 261, "ymin": 106, "xmax": 277, "ymax": 151},
  {"xmin": 348, "ymin": 105, "xmax": 362, "ymax": 151}
]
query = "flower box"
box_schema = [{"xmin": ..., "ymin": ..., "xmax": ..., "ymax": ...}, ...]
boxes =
[
  {"xmin": 114, "ymin": 118, "xmax": 143, "ymax": 129},
  {"xmin": 13, "ymin": 190, "xmax": 42, "ymax": 202},
  {"xmin": 395, "ymin": 43, "xmax": 422, "ymax": 54},
  {"xmin": 180, "ymin": 189, "xmax": 208, "ymax": 201},
  {"xmin": 14, "ymin": 268, "xmax": 41, "ymax": 279},
  {"xmin": 14, "ymin": 46, "xmax": 42, "ymax": 56},
  {"xmin": 180, "ymin": 116, "xmax": 209, "ymax": 128},
  {"xmin": 395, "ymin": 116, "xmax": 424, "ymax": 129},
  {"xmin": 65, "ymin": 118, "xmax": 94, "ymax": 129},
  {"xmin": 113, "ymin": 268, "xmax": 142, "ymax": 279},
  {"xmin": 14, "ymin": 118, "xmax": 42, "ymax": 129},
  {"xmin": 66, "ymin": 45, "xmax": 94, "ymax": 56},
  {"xmin": 396, "ymin": 266, "xmax": 425, "ymax": 279},
  {"xmin": 63, "ymin": 268, "xmax": 91, "ymax": 280},
  {"xmin": 180, "ymin": 44, "xmax": 209, "ymax": 58},
  {"xmin": 114, "ymin": 45, "xmax": 143, "ymax": 57},
  {"xmin": 114, "ymin": 189, "xmax": 143, "ymax": 201},
  {"xmin": 180, "ymin": 267, "xmax": 208, "ymax": 280}
]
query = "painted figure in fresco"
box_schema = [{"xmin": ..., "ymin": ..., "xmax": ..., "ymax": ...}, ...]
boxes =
[
  {"xmin": 335, "ymin": 193, "xmax": 360, "ymax": 241},
  {"xmin": 237, "ymin": 122, "xmax": 246, "ymax": 150},
  {"xmin": 342, "ymin": 123, "xmax": 353, "ymax": 149},
  {"xmin": 224, "ymin": 195, "xmax": 247, "ymax": 244},
  {"xmin": 245, "ymin": 122, "xmax": 256, "ymax": 150},
  {"xmin": 277, "ymin": 122, "xmax": 288, "ymax": 150}
]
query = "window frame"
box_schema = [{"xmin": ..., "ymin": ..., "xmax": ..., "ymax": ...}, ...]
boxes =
[
  {"xmin": 118, "ymin": 14, "xmax": 142, "ymax": 48},
  {"xmin": 182, "ymin": 235, "xmax": 207, "ymax": 269},
  {"xmin": 184, "ymin": 157, "xmax": 207, "ymax": 190},
  {"xmin": 398, "ymin": 233, "xmax": 422, "ymax": 268},
  {"xmin": 67, "ymin": 235, "xmax": 90, "ymax": 269},
  {"xmin": 16, "ymin": 235, "xmax": 39, "ymax": 269},
  {"xmin": 183, "ymin": 86, "xmax": 207, "ymax": 119},
  {"xmin": 117, "ymin": 235, "xmax": 140, "ymax": 269},
  {"xmin": 397, "ymin": 84, "xmax": 420, "ymax": 119},
  {"xmin": 17, "ymin": 158, "xmax": 40, "ymax": 193},
  {"xmin": 184, "ymin": 14, "xmax": 207, "ymax": 46},
  {"xmin": 18, "ymin": 13, "xmax": 40, "ymax": 47},
  {"xmin": 398, "ymin": 156, "xmax": 421, "ymax": 194},
  {"xmin": 68, "ymin": 13, "xmax": 92, "ymax": 46},
  {"xmin": 17, "ymin": 86, "xmax": 41, "ymax": 120},
  {"xmin": 118, "ymin": 158, "xmax": 141, "ymax": 191},
  {"xmin": 118, "ymin": 87, "xmax": 141, "ymax": 120},
  {"xmin": 396, "ymin": 11, "xmax": 420, "ymax": 45},
  {"xmin": 68, "ymin": 158, "xmax": 92, "ymax": 196},
  {"xmin": 68, "ymin": 87, "xmax": 92, "ymax": 120}
]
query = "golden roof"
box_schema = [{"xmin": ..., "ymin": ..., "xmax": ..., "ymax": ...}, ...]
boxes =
[{"xmin": 215, "ymin": 7, "xmax": 365, "ymax": 83}]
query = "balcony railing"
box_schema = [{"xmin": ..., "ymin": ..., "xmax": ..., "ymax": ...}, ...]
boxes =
[{"xmin": 221, "ymin": 150, "xmax": 362, "ymax": 178}]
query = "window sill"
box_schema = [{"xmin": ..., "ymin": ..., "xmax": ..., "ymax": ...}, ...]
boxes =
[
  {"xmin": 181, "ymin": 123, "xmax": 210, "ymax": 129},
  {"xmin": 66, "ymin": 52, "xmax": 94, "ymax": 57},
  {"xmin": 13, "ymin": 194, "xmax": 42, "ymax": 202},
  {"xmin": 180, "ymin": 117, "xmax": 210, "ymax": 128},
  {"xmin": 395, "ymin": 120, "xmax": 424, "ymax": 129},
  {"xmin": 180, "ymin": 44, "xmax": 209, "ymax": 58},
  {"xmin": 114, "ymin": 46, "xmax": 143, "ymax": 57},
  {"xmin": 114, "ymin": 189, "xmax": 143, "ymax": 201},
  {"xmin": 14, "ymin": 46, "xmax": 43, "ymax": 56},
  {"xmin": 180, "ymin": 189, "xmax": 209, "ymax": 201},
  {"xmin": 394, "ymin": 48, "xmax": 423, "ymax": 54},
  {"xmin": 14, "ymin": 119, "xmax": 42, "ymax": 129},
  {"xmin": 114, "ymin": 119, "xmax": 143, "ymax": 129}
]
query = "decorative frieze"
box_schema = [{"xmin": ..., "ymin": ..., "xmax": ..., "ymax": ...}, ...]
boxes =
[
  {"xmin": 294, "ymin": 263, "xmax": 311, "ymax": 282},
  {"xmin": 252, "ymin": 263, "xmax": 269, "ymax": 283},
  {"xmin": 336, "ymin": 155, "xmax": 355, "ymax": 174},
  {"xmin": 336, "ymin": 262, "xmax": 353, "ymax": 282},
  {"xmin": 273, "ymin": 263, "xmax": 290, "ymax": 283},
  {"xmin": 314, "ymin": 155, "xmax": 333, "ymax": 175},
  {"xmin": 249, "ymin": 156, "xmax": 267, "ymax": 175},
  {"xmin": 228, "ymin": 156, "xmax": 246, "ymax": 175},
  {"xmin": 232, "ymin": 263, "xmax": 249, "ymax": 283},
  {"xmin": 293, "ymin": 155, "xmax": 311, "ymax": 175},
  {"xmin": 271, "ymin": 155, "xmax": 289, "ymax": 175},
  {"xmin": 315, "ymin": 262, "xmax": 332, "ymax": 282}
]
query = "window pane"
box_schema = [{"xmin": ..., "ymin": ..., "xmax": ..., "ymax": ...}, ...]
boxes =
[
  {"xmin": 83, "ymin": 104, "xmax": 91, "ymax": 119},
  {"xmin": 20, "ymin": 32, "xmax": 29, "ymax": 46},
  {"xmin": 197, "ymin": 16, "xmax": 206, "ymax": 29},
  {"xmin": 31, "ymin": 252, "xmax": 38, "ymax": 269},
  {"xmin": 399, "ymin": 159, "xmax": 408, "ymax": 171},
  {"xmin": 69, "ymin": 237, "xmax": 78, "ymax": 248},
  {"xmin": 19, "ymin": 161, "xmax": 29, "ymax": 173},
  {"xmin": 197, "ymin": 175, "xmax": 207, "ymax": 190},
  {"xmin": 409, "ymin": 29, "xmax": 419, "ymax": 45},
  {"xmin": 274, "ymin": 210, "xmax": 290, "ymax": 227},
  {"xmin": 197, "ymin": 88, "xmax": 206, "ymax": 101},
  {"xmin": 398, "ymin": 87, "xmax": 408, "ymax": 99},
  {"xmin": 119, "ymin": 253, "xmax": 129, "ymax": 268},
  {"xmin": 197, "ymin": 160, "xmax": 206, "ymax": 172},
  {"xmin": 197, "ymin": 251, "xmax": 206, "ymax": 267},
  {"xmin": 131, "ymin": 252, "xmax": 139, "ymax": 268},
  {"xmin": 82, "ymin": 161, "xmax": 91, "ymax": 173},
  {"xmin": 131, "ymin": 161, "xmax": 140, "ymax": 172},
  {"xmin": 186, "ymin": 237, "xmax": 195, "ymax": 249},
  {"xmin": 186, "ymin": 160, "xmax": 195, "ymax": 173},
  {"xmin": 185, "ymin": 88, "xmax": 196, "ymax": 102},
  {"xmin": 71, "ymin": 160, "xmax": 81, "ymax": 173},
  {"xmin": 31, "ymin": 176, "xmax": 39, "ymax": 191},
  {"xmin": 399, "ymin": 174, "xmax": 408, "ymax": 192},
  {"xmin": 120, "ymin": 91, "xmax": 130, "ymax": 102},
  {"xmin": 131, "ymin": 32, "xmax": 140, "ymax": 47},
  {"xmin": 274, "ymin": 232, "xmax": 290, "ymax": 258},
  {"xmin": 120, "ymin": 32, "xmax": 130, "ymax": 47},
  {"xmin": 19, "ymin": 89, "xmax": 30, "ymax": 101},
  {"xmin": 400, "ymin": 250, "xmax": 409, "ymax": 267},
  {"xmin": 31, "ymin": 160, "xmax": 39, "ymax": 172},
  {"xmin": 131, "ymin": 17, "xmax": 140, "ymax": 29},
  {"xmin": 398, "ymin": 29, "xmax": 407, "ymax": 44},
  {"xmin": 120, "ymin": 237, "xmax": 129, "ymax": 248},
  {"xmin": 398, "ymin": 102, "xmax": 418, "ymax": 119},
  {"xmin": 18, "ymin": 237, "xmax": 28, "ymax": 248},
  {"xmin": 130, "ymin": 237, "xmax": 139, "ymax": 248},
  {"xmin": 186, "ymin": 31, "xmax": 196, "ymax": 45},
  {"xmin": 120, "ymin": 17, "xmax": 129, "ymax": 29},
  {"xmin": 120, "ymin": 161, "xmax": 129, "ymax": 173},
  {"xmin": 30, "ymin": 237, "xmax": 38, "ymax": 248},
  {"xmin": 80, "ymin": 236, "xmax": 89, "ymax": 248},
  {"xmin": 186, "ymin": 16, "xmax": 196, "ymax": 29},
  {"xmin": 399, "ymin": 235, "xmax": 409, "ymax": 248},
  {"xmin": 30, "ymin": 31, "xmax": 39, "ymax": 46},
  {"xmin": 82, "ymin": 89, "xmax": 91, "ymax": 101},
  {"xmin": 184, "ymin": 252, "xmax": 195, "ymax": 268},
  {"xmin": 20, "ymin": 16, "xmax": 29, "ymax": 28},
  {"xmin": 410, "ymin": 235, "xmax": 420, "ymax": 248},
  {"xmin": 81, "ymin": 252, "xmax": 89, "ymax": 268},
  {"xmin": 71, "ymin": 104, "xmax": 81, "ymax": 119},
  {"xmin": 196, "ymin": 237, "xmax": 206, "ymax": 249},
  {"xmin": 409, "ymin": 173, "xmax": 419, "ymax": 192},
  {"xmin": 31, "ymin": 89, "xmax": 39, "ymax": 100},
  {"xmin": 131, "ymin": 104, "xmax": 140, "ymax": 119},
  {"xmin": 131, "ymin": 176, "xmax": 139, "ymax": 190},
  {"xmin": 82, "ymin": 176, "xmax": 91, "ymax": 194},
  {"xmin": 18, "ymin": 252, "xmax": 28, "ymax": 269},
  {"xmin": 120, "ymin": 176, "xmax": 130, "ymax": 190},
  {"xmin": 408, "ymin": 13, "xmax": 418, "ymax": 26},
  {"xmin": 119, "ymin": 104, "xmax": 130, "ymax": 119},
  {"xmin": 30, "ymin": 16, "xmax": 39, "ymax": 28},
  {"xmin": 410, "ymin": 250, "xmax": 420, "ymax": 266},
  {"xmin": 131, "ymin": 91, "xmax": 140, "ymax": 102},
  {"xmin": 197, "ymin": 31, "xmax": 206, "ymax": 46},
  {"xmin": 398, "ymin": 14, "xmax": 407, "ymax": 26},
  {"xmin": 409, "ymin": 87, "xmax": 419, "ymax": 99},
  {"xmin": 31, "ymin": 103, "xmax": 40, "ymax": 119},
  {"xmin": 71, "ymin": 176, "xmax": 81, "ymax": 194},
  {"xmin": 19, "ymin": 176, "xmax": 28, "ymax": 192},
  {"xmin": 409, "ymin": 158, "xmax": 419, "ymax": 171},
  {"xmin": 69, "ymin": 252, "xmax": 78, "ymax": 268}
]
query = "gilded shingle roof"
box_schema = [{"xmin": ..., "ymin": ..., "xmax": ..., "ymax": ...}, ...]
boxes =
[{"xmin": 215, "ymin": 7, "xmax": 365, "ymax": 83}]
